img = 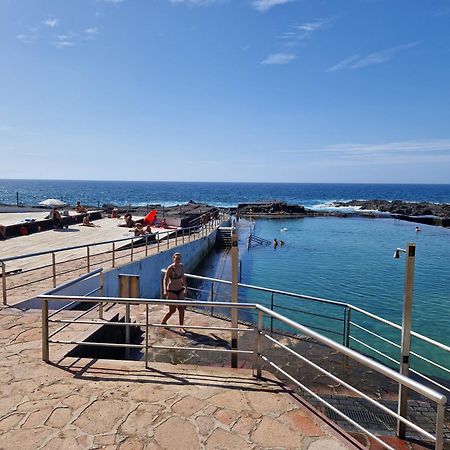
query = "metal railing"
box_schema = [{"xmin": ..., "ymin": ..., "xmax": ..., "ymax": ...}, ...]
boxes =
[
  {"xmin": 0, "ymin": 213, "xmax": 227, "ymax": 305},
  {"xmin": 40, "ymin": 289, "xmax": 447, "ymax": 450},
  {"xmin": 179, "ymin": 273, "xmax": 450, "ymax": 397}
]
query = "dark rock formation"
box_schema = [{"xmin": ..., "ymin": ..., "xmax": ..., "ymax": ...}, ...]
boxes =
[{"xmin": 334, "ymin": 199, "xmax": 450, "ymax": 218}]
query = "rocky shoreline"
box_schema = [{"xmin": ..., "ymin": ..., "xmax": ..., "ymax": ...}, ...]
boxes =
[{"xmin": 237, "ymin": 200, "xmax": 450, "ymax": 227}]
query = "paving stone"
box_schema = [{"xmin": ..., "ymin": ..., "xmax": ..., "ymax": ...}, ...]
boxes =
[
  {"xmin": 245, "ymin": 390, "xmax": 294, "ymax": 414},
  {"xmin": 209, "ymin": 390, "xmax": 251, "ymax": 412},
  {"xmin": 129, "ymin": 384, "xmax": 177, "ymax": 403},
  {"xmin": 62, "ymin": 394, "xmax": 91, "ymax": 409},
  {"xmin": 43, "ymin": 436, "xmax": 82, "ymax": 450},
  {"xmin": 251, "ymin": 416, "xmax": 303, "ymax": 448},
  {"xmin": 45, "ymin": 406, "xmax": 72, "ymax": 428},
  {"xmin": 231, "ymin": 415, "xmax": 257, "ymax": 436},
  {"xmin": 120, "ymin": 403, "xmax": 160, "ymax": 437},
  {"xmin": 119, "ymin": 437, "xmax": 145, "ymax": 449},
  {"xmin": 279, "ymin": 409, "xmax": 325, "ymax": 437},
  {"xmin": 154, "ymin": 416, "xmax": 200, "ymax": 450},
  {"xmin": 215, "ymin": 408, "xmax": 240, "ymax": 426},
  {"xmin": 307, "ymin": 437, "xmax": 352, "ymax": 450},
  {"xmin": 73, "ymin": 399, "xmax": 129, "ymax": 434},
  {"xmin": 205, "ymin": 428, "xmax": 252, "ymax": 450},
  {"xmin": 196, "ymin": 414, "xmax": 216, "ymax": 436},
  {"xmin": 172, "ymin": 396, "xmax": 205, "ymax": 417},
  {"xmin": 0, "ymin": 427, "xmax": 54, "ymax": 450},
  {"xmin": 0, "ymin": 412, "xmax": 25, "ymax": 431}
]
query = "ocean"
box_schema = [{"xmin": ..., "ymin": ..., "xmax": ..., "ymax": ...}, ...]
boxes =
[
  {"xmin": 1, "ymin": 179, "xmax": 449, "ymax": 377},
  {"xmin": 1, "ymin": 179, "xmax": 450, "ymax": 209}
]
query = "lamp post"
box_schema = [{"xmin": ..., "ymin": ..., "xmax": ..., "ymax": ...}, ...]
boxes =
[
  {"xmin": 393, "ymin": 242, "xmax": 416, "ymax": 439},
  {"xmin": 231, "ymin": 227, "xmax": 239, "ymax": 368}
]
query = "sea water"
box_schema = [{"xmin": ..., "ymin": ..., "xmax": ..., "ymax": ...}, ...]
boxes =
[{"xmin": 194, "ymin": 215, "xmax": 450, "ymax": 378}]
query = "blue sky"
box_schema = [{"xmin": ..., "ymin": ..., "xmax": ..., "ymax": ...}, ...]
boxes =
[{"xmin": 1, "ymin": 0, "xmax": 450, "ymax": 183}]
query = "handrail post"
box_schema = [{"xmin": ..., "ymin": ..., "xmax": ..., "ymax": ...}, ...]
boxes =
[
  {"xmin": 270, "ymin": 292, "xmax": 274, "ymax": 333},
  {"xmin": 157, "ymin": 232, "xmax": 160, "ymax": 252},
  {"xmin": 175, "ymin": 230, "xmax": 178, "ymax": 246},
  {"xmin": 42, "ymin": 298, "xmax": 49, "ymax": 362},
  {"xmin": 52, "ymin": 252, "xmax": 57, "ymax": 287},
  {"xmin": 182, "ymin": 229, "xmax": 185, "ymax": 244},
  {"xmin": 231, "ymin": 228, "xmax": 239, "ymax": 368},
  {"xmin": 145, "ymin": 303, "xmax": 149, "ymax": 369},
  {"xmin": 397, "ymin": 242, "xmax": 416, "ymax": 439},
  {"xmin": 130, "ymin": 238, "xmax": 134, "ymax": 262},
  {"xmin": 145, "ymin": 235, "xmax": 148, "ymax": 256},
  {"xmin": 254, "ymin": 309, "xmax": 263, "ymax": 379},
  {"xmin": 99, "ymin": 271, "xmax": 104, "ymax": 319},
  {"xmin": 189, "ymin": 227, "xmax": 191, "ymax": 242},
  {"xmin": 86, "ymin": 246, "xmax": 91, "ymax": 273},
  {"xmin": 210, "ymin": 282, "xmax": 214, "ymax": 316},
  {"xmin": 167, "ymin": 231, "xmax": 170, "ymax": 250},
  {"xmin": 343, "ymin": 306, "xmax": 351, "ymax": 347},
  {"xmin": 1, "ymin": 261, "xmax": 7, "ymax": 305},
  {"xmin": 435, "ymin": 402, "xmax": 444, "ymax": 450},
  {"xmin": 112, "ymin": 242, "xmax": 116, "ymax": 268}
]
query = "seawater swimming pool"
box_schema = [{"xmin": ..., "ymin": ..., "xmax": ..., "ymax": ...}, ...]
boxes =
[{"xmin": 194, "ymin": 215, "xmax": 450, "ymax": 379}]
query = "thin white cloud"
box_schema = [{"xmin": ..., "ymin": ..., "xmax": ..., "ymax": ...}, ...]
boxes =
[
  {"xmin": 280, "ymin": 18, "xmax": 330, "ymax": 47},
  {"xmin": 52, "ymin": 41, "xmax": 75, "ymax": 48},
  {"xmin": 277, "ymin": 139, "xmax": 450, "ymax": 158},
  {"xmin": 327, "ymin": 42, "xmax": 418, "ymax": 71},
  {"xmin": 261, "ymin": 52, "xmax": 296, "ymax": 64},
  {"xmin": 0, "ymin": 124, "xmax": 12, "ymax": 132},
  {"xmin": 326, "ymin": 139, "xmax": 450, "ymax": 155},
  {"xmin": 169, "ymin": 0, "xmax": 222, "ymax": 5},
  {"xmin": 43, "ymin": 17, "xmax": 58, "ymax": 28},
  {"xmin": 16, "ymin": 30, "xmax": 38, "ymax": 44},
  {"xmin": 252, "ymin": 0, "xmax": 294, "ymax": 13}
]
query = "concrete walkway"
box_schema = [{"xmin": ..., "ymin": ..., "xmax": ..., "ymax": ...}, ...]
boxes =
[{"xmin": 0, "ymin": 305, "xmax": 360, "ymax": 450}]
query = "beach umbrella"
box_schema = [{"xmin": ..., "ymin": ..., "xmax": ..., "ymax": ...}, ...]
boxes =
[{"xmin": 39, "ymin": 198, "xmax": 66, "ymax": 208}]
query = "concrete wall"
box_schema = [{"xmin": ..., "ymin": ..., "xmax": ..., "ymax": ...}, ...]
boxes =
[{"xmin": 102, "ymin": 229, "xmax": 218, "ymax": 299}]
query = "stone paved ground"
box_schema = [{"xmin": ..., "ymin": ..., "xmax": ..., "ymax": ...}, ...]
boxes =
[{"xmin": 0, "ymin": 305, "xmax": 362, "ymax": 450}]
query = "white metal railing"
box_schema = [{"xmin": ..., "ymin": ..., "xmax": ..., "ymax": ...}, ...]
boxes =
[
  {"xmin": 1, "ymin": 213, "xmax": 228, "ymax": 305},
  {"xmin": 40, "ymin": 289, "xmax": 447, "ymax": 450},
  {"xmin": 178, "ymin": 272, "xmax": 450, "ymax": 398}
]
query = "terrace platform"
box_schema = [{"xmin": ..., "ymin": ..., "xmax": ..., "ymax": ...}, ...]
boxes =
[{"xmin": 0, "ymin": 305, "xmax": 359, "ymax": 450}]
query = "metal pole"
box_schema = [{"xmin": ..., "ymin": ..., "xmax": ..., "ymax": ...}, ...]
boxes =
[
  {"xmin": 42, "ymin": 299, "xmax": 49, "ymax": 362},
  {"xmin": 130, "ymin": 238, "xmax": 134, "ymax": 262},
  {"xmin": 52, "ymin": 252, "xmax": 57, "ymax": 287},
  {"xmin": 397, "ymin": 242, "xmax": 416, "ymax": 439},
  {"xmin": 145, "ymin": 235, "xmax": 148, "ymax": 256},
  {"xmin": 145, "ymin": 303, "xmax": 149, "ymax": 369},
  {"xmin": 343, "ymin": 307, "xmax": 352, "ymax": 347},
  {"xmin": 112, "ymin": 242, "xmax": 116, "ymax": 268},
  {"xmin": 86, "ymin": 246, "xmax": 91, "ymax": 273},
  {"xmin": 99, "ymin": 271, "xmax": 104, "ymax": 319},
  {"xmin": 1, "ymin": 262, "xmax": 7, "ymax": 305},
  {"xmin": 254, "ymin": 309, "xmax": 263, "ymax": 378},
  {"xmin": 182, "ymin": 229, "xmax": 185, "ymax": 244},
  {"xmin": 231, "ymin": 228, "xmax": 239, "ymax": 368},
  {"xmin": 175, "ymin": 230, "xmax": 178, "ymax": 246},
  {"xmin": 435, "ymin": 402, "xmax": 445, "ymax": 450},
  {"xmin": 157, "ymin": 232, "xmax": 160, "ymax": 252},
  {"xmin": 167, "ymin": 232, "xmax": 169, "ymax": 250},
  {"xmin": 270, "ymin": 292, "xmax": 274, "ymax": 333},
  {"xmin": 210, "ymin": 282, "xmax": 214, "ymax": 316}
]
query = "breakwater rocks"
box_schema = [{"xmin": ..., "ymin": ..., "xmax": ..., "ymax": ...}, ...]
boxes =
[{"xmin": 334, "ymin": 199, "xmax": 450, "ymax": 217}]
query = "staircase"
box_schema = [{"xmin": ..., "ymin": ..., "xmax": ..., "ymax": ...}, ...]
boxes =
[{"xmin": 215, "ymin": 227, "xmax": 233, "ymax": 249}]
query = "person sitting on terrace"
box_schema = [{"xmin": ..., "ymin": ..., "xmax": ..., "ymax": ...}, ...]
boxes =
[
  {"xmin": 75, "ymin": 201, "xmax": 88, "ymax": 213},
  {"xmin": 133, "ymin": 223, "xmax": 146, "ymax": 236},
  {"xmin": 51, "ymin": 208, "xmax": 64, "ymax": 229},
  {"xmin": 0, "ymin": 224, "xmax": 6, "ymax": 240},
  {"xmin": 81, "ymin": 215, "xmax": 98, "ymax": 227},
  {"xmin": 118, "ymin": 213, "xmax": 135, "ymax": 228},
  {"xmin": 111, "ymin": 207, "xmax": 120, "ymax": 219}
]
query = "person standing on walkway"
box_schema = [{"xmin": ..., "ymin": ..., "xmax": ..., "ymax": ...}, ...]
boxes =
[{"xmin": 161, "ymin": 253, "xmax": 188, "ymax": 330}]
